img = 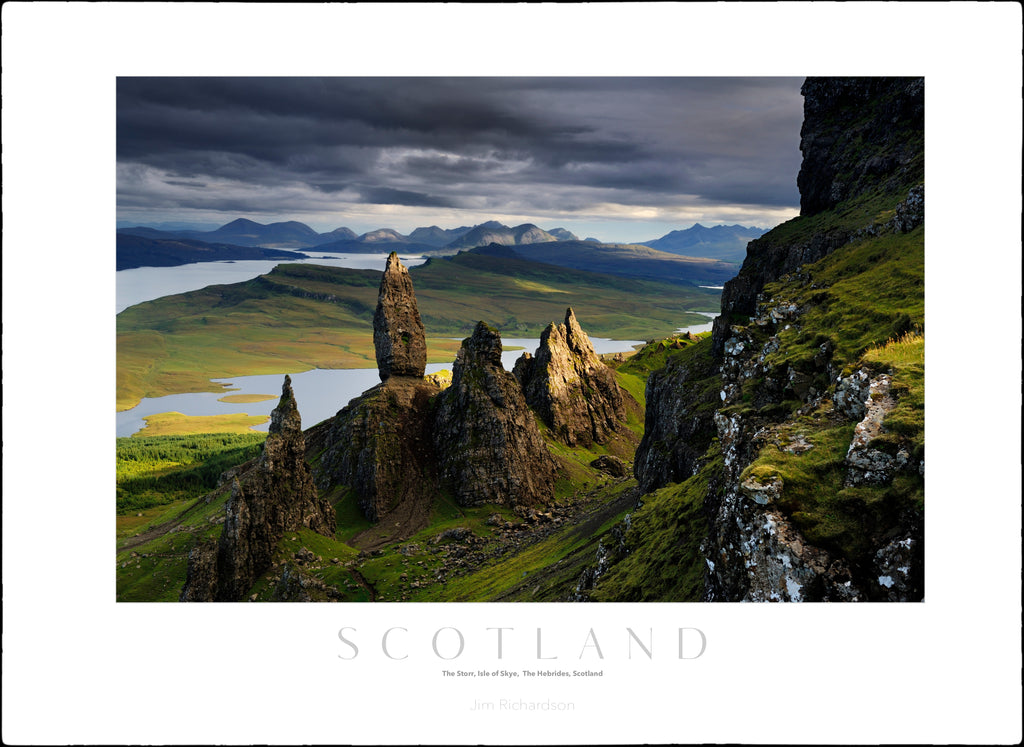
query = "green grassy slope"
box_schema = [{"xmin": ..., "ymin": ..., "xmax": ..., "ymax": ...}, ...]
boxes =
[{"xmin": 498, "ymin": 241, "xmax": 739, "ymax": 285}]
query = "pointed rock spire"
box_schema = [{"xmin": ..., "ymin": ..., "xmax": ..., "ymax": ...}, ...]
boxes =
[
  {"xmin": 373, "ymin": 252, "xmax": 427, "ymax": 381},
  {"xmin": 515, "ymin": 307, "xmax": 626, "ymax": 447},
  {"xmin": 269, "ymin": 374, "xmax": 302, "ymax": 435}
]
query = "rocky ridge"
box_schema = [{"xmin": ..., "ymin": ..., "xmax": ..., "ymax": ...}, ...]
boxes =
[
  {"xmin": 309, "ymin": 260, "xmax": 635, "ymax": 545},
  {"xmin": 702, "ymin": 279, "xmax": 924, "ymax": 600}
]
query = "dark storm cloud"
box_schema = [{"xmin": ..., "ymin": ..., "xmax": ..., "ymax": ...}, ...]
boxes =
[
  {"xmin": 116, "ymin": 77, "xmax": 804, "ymax": 222},
  {"xmin": 358, "ymin": 186, "xmax": 459, "ymax": 209}
]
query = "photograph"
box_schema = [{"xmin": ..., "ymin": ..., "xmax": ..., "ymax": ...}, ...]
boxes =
[{"xmin": 114, "ymin": 75, "xmax": 925, "ymax": 605}]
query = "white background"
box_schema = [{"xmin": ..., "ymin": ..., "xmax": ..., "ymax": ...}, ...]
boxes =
[{"xmin": 3, "ymin": 3, "xmax": 1021, "ymax": 744}]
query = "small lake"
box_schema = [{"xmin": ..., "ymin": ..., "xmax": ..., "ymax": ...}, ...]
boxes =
[{"xmin": 116, "ymin": 252, "xmax": 427, "ymax": 313}]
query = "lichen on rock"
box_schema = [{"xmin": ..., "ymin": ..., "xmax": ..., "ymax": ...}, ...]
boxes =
[{"xmin": 844, "ymin": 374, "xmax": 898, "ymax": 487}]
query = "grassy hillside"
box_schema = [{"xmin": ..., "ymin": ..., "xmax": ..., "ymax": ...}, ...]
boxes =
[
  {"xmin": 115, "ymin": 207, "xmax": 923, "ymax": 602},
  {"xmin": 117, "ymin": 256, "xmax": 721, "ymax": 410},
  {"xmin": 491, "ymin": 241, "xmax": 739, "ymax": 285}
]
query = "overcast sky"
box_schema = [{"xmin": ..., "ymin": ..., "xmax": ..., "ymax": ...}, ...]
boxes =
[{"xmin": 117, "ymin": 77, "xmax": 805, "ymax": 243}]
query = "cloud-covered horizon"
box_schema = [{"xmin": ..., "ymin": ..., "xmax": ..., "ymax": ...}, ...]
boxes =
[{"xmin": 117, "ymin": 77, "xmax": 804, "ymax": 242}]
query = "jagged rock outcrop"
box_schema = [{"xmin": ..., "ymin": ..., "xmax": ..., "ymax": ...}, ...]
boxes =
[
  {"xmin": 309, "ymin": 258, "xmax": 565, "ymax": 534},
  {"xmin": 181, "ymin": 376, "xmax": 335, "ymax": 601},
  {"xmin": 310, "ymin": 249, "xmax": 439, "ymax": 527},
  {"xmin": 514, "ymin": 308, "xmax": 626, "ymax": 447},
  {"xmin": 373, "ymin": 252, "xmax": 426, "ymax": 381},
  {"xmin": 434, "ymin": 322, "xmax": 557, "ymax": 507}
]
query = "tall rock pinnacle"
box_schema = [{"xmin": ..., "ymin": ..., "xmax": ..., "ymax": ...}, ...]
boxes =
[{"xmin": 373, "ymin": 252, "xmax": 427, "ymax": 381}]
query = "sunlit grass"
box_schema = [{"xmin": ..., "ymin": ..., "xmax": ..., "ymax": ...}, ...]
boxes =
[{"xmin": 137, "ymin": 411, "xmax": 270, "ymax": 437}]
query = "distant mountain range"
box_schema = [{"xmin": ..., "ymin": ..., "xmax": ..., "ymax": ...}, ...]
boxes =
[
  {"xmin": 116, "ymin": 217, "xmax": 765, "ymax": 269},
  {"xmin": 116, "ymin": 218, "xmax": 579, "ymax": 254},
  {"xmin": 442, "ymin": 221, "xmax": 577, "ymax": 251},
  {"xmin": 639, "ymin": 223, "xmax": 768, "ymax": 263}
]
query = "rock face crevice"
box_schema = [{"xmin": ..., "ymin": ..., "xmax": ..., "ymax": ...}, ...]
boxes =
[
  {"xmin": 181, "ymin": 375, "xmax": 335, "ymax": 601},
  {"xmin": 514, "ymin": 308, "xmax": 626, "ymax": 447},
  {"xmin": 434, "ymin": 322, "xmax": 557, "ymax": 507},
  {"xmin": 373, "ymin": 251, "xmax": 427, "ymax": 381}
]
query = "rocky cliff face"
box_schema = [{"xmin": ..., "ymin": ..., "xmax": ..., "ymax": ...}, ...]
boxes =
[
  {"xmin": 712, "ymin": 77, "xmax": 923, "ymax": 356},
  {"xmin": 181, "ymin": 376, "xmax": 335, "ymax": 601},
  {"xmin": 632, "ymin": 340, "xmax": 720, "ymax": 492},
  {"xmin": 435, "ymin": 322, "xmax": 557, "ymax": 507},
  {"xmin": 625, "ymin": 77, "xmax": 925, "ymax": 602},
  {"xmin": 373, "ymin": 252, "xmax": 427, "ymax": 381},
  {"xmin": 798, "ymin": 77, "xmax": 924, "ymax": 217},
  {"xmin": 514, "ymin": 308, "xmax": 626, "ymax": 447}
]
